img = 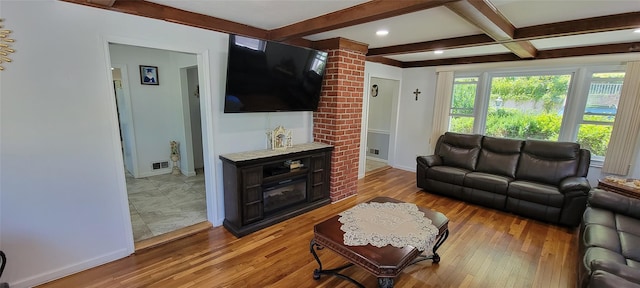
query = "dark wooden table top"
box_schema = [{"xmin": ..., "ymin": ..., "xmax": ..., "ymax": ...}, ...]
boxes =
[
  {"xmin": 313, "ymin": 196, "xmax": 449, "ymax": 277},
  {"xmin": 597, "ymin": 178, "xmax": 640, "ymax": 199}
]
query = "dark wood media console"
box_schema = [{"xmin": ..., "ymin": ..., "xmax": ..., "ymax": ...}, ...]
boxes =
[{"xmin": 219, "ymin": 143, "xmax": 333, "ymax": 237}]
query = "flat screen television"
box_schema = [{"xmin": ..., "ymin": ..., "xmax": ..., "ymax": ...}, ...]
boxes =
[{"xmin": 224, "ymin": 35, "xmax": 328, "ymax": 113}]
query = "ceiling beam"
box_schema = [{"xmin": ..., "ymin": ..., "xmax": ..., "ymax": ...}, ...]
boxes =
[
  {"xmin": 515, "ymin": 12, "xmax": 640, "ymax": 40},
  {"xmin": 60, "ymin": 0, "xmax": 270, "ymax": 40},
  {"xmin": 402, "ymin": 41, "xmax": 640, "ymax": 67},
  {"xmin": 268, "ymin": 0, "xmax": 458, "ymax": 42},
  {"xmin": 367, "ymin": 34, "xmax": 495, "ymax": 57},
  {"xmin": 445, "ymin": 0, "xmax": 537, "ymax": 58},
  {"xmin": 403, "ymin": 53, "xmax": 521, "ymax": 68},
  {"xmin": 536, "ymin": 42, "xmax": 640, "ymax": 59},
  {"xmin": 366, "ymin": 56, "xmax": 404, "ymax": 68}
]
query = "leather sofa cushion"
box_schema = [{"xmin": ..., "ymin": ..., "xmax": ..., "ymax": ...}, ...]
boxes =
[
  {"xmin": 438, "ymin": 132, "xmax": 482, "ymax": 171},
  {"xmin": 463, "ymin": 172, "xmax": 512, "ymax": 194},
  {"xmin": 582, "ymin": 205, "xmax": 640, "ymax": 276},
  {"xmin": 583, "ymin": 207, "xmax": 616, "ymax": 229},
  {"xmin": 583, "ymin": 247, "xmax": 627, "ymax": 270},
  {"xmin": 620, "ymin": 232, "xmax": 640, "ymax": 262},
  {"xmin": 583, "ymin": 224, "xmax": 622, "ymax": 253},
  {"xmin": 591, "ymin": 260, "xmax": 640, "ymax": 285},
  {"xmin": 618, "ymin": 214, "xmax": 640, "ymax": 236},
  {"xmin": 590, "ymin": 270, "xmax": 640, "ymax": 288},
  {"xmin": 508, "ymin": 180, "xmax": 564, "ymax": 207},
  {"xmin": 426, "ymin": 166, "xmax": 469, "ymax": 186},
  {"xmin": 516, "ymin": 140, "xmax": 580, "ymax": 186},
  {"xmin": 475, "ymin": 137, "xmax": 523, "ymax": 178}
]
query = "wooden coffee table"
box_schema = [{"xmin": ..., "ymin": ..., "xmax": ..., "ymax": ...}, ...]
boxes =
[{"xmin": 310, "ymin": 197, "xmax": 449, "ymax": 288}]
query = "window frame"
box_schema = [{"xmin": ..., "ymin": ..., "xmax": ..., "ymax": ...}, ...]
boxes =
[{"xmin": 572, "ymin": 66, "xmax": 625, "ymax": 164}]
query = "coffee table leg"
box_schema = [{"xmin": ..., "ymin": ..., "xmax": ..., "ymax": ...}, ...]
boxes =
[
  {"xmin": 310, "ymin": 239, "xmax": 363, "ymax": 287},
  {"xmin": 431, "ymin": 229, "xmax": 449, "ymax": 263},
  {"xmin": 410, "ymin": 229, "xmax": 450, "ymax": 265},
  {"xmin": 378, "ymin": 277, "xmax": 394, "ymax": 288},
  {"xmin": 309, "ymin": 239, "xmax": 324, "ymax": 280}
]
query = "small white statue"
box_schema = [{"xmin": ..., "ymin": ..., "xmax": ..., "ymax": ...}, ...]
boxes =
[{"xmin": 170, "ymin": 141, "xmax": 181, "ymax": 175}]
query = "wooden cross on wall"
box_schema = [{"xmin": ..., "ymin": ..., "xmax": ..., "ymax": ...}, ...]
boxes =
[{"xmin": 413, "ymin": 89, "xmax": 421, "ymax": 101}]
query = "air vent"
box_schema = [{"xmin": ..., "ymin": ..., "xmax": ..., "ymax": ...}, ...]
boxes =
[{"xmin": 152, "ymin": 161, "xmax": 170, "ymax": 170}]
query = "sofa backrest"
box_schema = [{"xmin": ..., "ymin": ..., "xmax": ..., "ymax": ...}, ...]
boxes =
[
  {"xmin": 436, "ymin": 132, "xmax": 483, "ymax": 171},
  {"xmin": 476, "ymin": 136, "xmax": 523, "ymax": 178},
  {"xmin": 516, "ymin": 140, "xmax": 582, "ymax": 185}
]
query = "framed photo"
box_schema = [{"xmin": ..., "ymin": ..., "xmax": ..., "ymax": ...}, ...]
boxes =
[{"xmin": 139, "ymin": 65, "xmax": 159, "ymax": 85}]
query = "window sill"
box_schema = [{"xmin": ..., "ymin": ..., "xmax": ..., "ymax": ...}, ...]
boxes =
[{"xmin": 590, "ymin": 159, "xmax": 604, "ymax": 168}]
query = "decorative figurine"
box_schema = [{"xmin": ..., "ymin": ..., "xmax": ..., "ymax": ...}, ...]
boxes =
[
  {"xmin": 170, "ymin": 141, "xmax": 181, "ymax": 175},
  {"xmin": 267, "ymin": 126, "xmax": 292, "ymax": 150}
]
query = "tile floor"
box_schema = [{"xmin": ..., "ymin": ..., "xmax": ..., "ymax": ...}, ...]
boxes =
[
  {"xmin": 365, "ymin": 158, "xmax": 388, "ymax": 173},
  {"xmin": 126, "ymin": 170, "xmax": 207, "ymax": 242}
]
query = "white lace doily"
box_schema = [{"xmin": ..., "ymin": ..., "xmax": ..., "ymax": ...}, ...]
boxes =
[{"xmin": 338, "ymin": 202, "xmax": 439, "ymax": 251}]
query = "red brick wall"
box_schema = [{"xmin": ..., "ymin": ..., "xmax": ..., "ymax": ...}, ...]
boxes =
[{"xmin": 313, "ymin": 49, "xmax": 366, "ymax": 201}]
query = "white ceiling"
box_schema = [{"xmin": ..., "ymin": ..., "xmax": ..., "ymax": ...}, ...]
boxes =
[
  {"xmin": 304, "ymin": 7, "xmax": 484, "ymax": 48},
  {"xmin": 149, "ymin": 0, "xmax": 370, "ymax": 30},
  {"xmin": 144, "ymin": 0, "xmax": 640, "ymax": 63}
]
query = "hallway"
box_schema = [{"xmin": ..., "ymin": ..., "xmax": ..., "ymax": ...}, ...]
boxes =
[{"xmin": 126, "ymin": 170, "xmax": 206, "ymax": 241}]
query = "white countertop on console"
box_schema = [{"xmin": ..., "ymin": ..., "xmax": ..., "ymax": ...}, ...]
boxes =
[{"xmin": 220, "ymin": 142, "xmax": 333, "ymax": 162}]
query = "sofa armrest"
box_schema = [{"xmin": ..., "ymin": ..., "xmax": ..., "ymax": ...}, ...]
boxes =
[
  {"xmin": 417, "ymin": 155, "xmax": 442, "ymax": 169},
  {"xmin": 559, "ymin": 177, "xmax": 590, "ymax": 194},
  {"xmin": 589, "ymin": 188, "xmax": 640, "ymax": 219},
  {"xmin": 591, "ymin": 260, "xmax": 640, "ymax": 285}
]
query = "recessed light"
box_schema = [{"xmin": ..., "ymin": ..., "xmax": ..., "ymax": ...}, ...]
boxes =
[
  {"xmin": 376, "ymin": 30, "xmax": 389, "ymax": 36},
  {"xmin": 634, "ymin": 28, "xmax": 640, "ymax": 33},
  {"xmin": 434, "ymin": 50, "xmax": 444, "ymax": 54}
]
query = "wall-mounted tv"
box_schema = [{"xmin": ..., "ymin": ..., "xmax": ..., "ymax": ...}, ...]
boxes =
[{"xmin": 224, "ymin": 35, "xmax": 328, "ymax": 113}]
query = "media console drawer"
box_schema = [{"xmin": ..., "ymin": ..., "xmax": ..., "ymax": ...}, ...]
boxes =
[{"xmin": 220, "ymin": 142, "xmax": 333, "ymax": 237}]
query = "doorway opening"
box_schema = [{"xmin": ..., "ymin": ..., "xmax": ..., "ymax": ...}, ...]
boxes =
[
  {"xmin": 364, "ymin": 77, "xmax": 399, "ymax": 175},
  {"xmin": 109, "ymin": 43, "xmax": 209, "ymax": 246}
]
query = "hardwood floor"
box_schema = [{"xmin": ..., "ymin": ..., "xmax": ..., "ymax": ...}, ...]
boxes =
[{"xmin": 38, "ymin": 168, "xmax": 578, "ymax": 288}]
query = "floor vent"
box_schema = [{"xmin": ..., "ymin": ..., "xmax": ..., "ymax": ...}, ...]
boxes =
[{"xmin": 152, "ymin": 161, "xmax": 169, "ymax": 170}]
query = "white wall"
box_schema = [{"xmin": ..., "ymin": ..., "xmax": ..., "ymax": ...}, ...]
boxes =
[
  {"xmin": 361, "ymin": 64, "xmax": 438, "ymax": 174},
  {"xmin": 0, "ymin": 1, "xmax": 314, "ymax": 287},
  {"xmin": 367, "ymin": 78, "xmax": 393, "ymax": 131},
  {"xmin": 394, "ymin": 67, "xmax": 438, "ymax": 171}
]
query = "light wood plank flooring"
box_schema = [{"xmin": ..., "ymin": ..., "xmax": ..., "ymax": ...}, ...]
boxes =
[{"xmin": 38, "ymin": 168, "xmax": 578, "ymax": 288}]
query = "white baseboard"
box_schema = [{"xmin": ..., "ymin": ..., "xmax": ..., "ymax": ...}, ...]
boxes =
[
  {"xmin": 10, "ymin": 249, "xmax": 130, "ymax": 288},
  {"xmin": 138, "ymin": 169, "xmax": 171, "ymax": 178},
  {"xmin": 394, "ymin": 164, "xmax": 415, "ymax": 172},
  {"xmin": 366, "ymin": 156, "xmax": 388, "ymax": 162}
]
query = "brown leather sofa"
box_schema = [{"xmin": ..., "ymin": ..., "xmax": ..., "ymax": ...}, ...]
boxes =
[
  {"xmin": 416, "ymin": 132, "xmax": 591, "ymax": 226},
  {"xmin": 579, "ymin": 188, "xmax": 640, "ymax": 287}
]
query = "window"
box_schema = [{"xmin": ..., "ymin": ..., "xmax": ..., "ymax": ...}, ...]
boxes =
[
  {"xmin": 446, "ymin": 65, "xmax": 627, "ymax": 163},
  {"xmin": 576, "ymin": 72, "xmax": 624, "ymax": 159},
  {"xmin": 485, "ymin": 74, "xmax": 572, "ymax": 141},
  {"xmin": 449, "ymin": 77, "xmax": 478, "ymax": 134}
]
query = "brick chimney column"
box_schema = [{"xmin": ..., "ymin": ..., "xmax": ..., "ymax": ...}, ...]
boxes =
[{"xmin": 313, "ymin": 38, "xmax": 367, "ymax": 202}]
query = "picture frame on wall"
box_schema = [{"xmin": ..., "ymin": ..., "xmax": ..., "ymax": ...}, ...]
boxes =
[{"xmin": 139, "ymin": 65, "xmax": 159, "ymax": 85}]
